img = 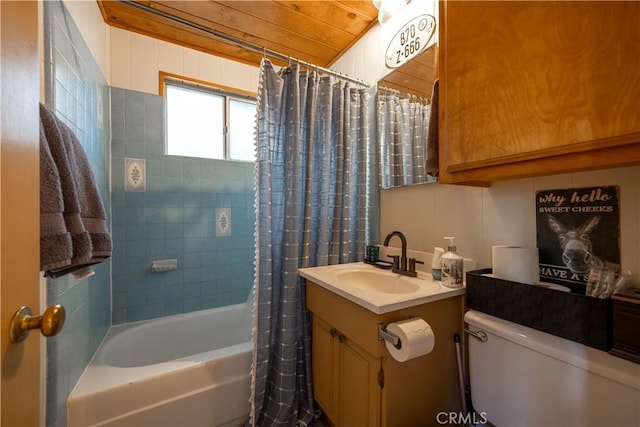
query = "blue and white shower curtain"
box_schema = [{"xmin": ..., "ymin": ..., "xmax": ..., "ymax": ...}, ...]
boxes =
[
  {"xmin": 378, "ymin": 92, "xmax": 435, "ymax": 188},
  {"xmin": 251, "ymin": 59, "xmax": 379, "ymax": 426}
]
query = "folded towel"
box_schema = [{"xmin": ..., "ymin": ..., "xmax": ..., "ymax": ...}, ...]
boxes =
[
  {"xmin": 426, "ymin": 79, "xmax": 439, "ymax": 177},
  {"xmin": 40, "ymin": 120, "xmax": 73, "ymax": 271},
  {"xmin": 39, "ymin": 103, "xmax": 112, "ymax": 278}
]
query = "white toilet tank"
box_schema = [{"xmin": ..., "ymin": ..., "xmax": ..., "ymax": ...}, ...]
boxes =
[{"xmin": 465, "ymin": 310, "xmax": 640, "ymax": 427}]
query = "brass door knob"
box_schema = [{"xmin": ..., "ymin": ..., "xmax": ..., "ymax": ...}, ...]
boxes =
[{"xmin": 9, "ymin": 304, "xmax": 66, "ymax": 343}]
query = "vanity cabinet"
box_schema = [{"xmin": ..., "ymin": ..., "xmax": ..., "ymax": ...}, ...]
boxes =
[
  {"xmin": 306, "ymin": 280, "xmax": 464, "ymax": 427},
  {"xmin": 312, "ymin": 316, "xmax": 381, "ymax": 427},
  {"xmin": 438, "ymin": 1, "xmax": 640, "ymax": 185}
]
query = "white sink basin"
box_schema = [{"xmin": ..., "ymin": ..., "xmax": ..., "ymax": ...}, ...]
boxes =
[
  {"xmin": 335, "ymin": 270, "xmax": 420, "ymax": 294},
  {"xmin": 299, "ymin": 262, "xmax": 465, "ymax": 314}
]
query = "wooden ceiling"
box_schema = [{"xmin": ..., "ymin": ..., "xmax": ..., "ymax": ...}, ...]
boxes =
[
  {"xmin": 378, "ymin": 45, "xmax": 436, "ymax": 99},
  {"xmin": 97, "ymin": 0, "xmax": 436, "ymax": 97},
  {"xmin": 98, "ymin": 1, "xmax": 379, "ymax": 68}
]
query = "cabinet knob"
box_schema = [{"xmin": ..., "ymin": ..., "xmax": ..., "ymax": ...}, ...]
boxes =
[
  {"xmin": 330, "ymin": 328, "xmax": 337, "ymax": 338},
  {"xmin": 338, "ymin": 333, "xmax": 346, "ymax": 343}
]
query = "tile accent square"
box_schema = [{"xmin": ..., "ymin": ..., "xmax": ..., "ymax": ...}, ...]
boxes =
[
  {"xmin": 216, "ymin": 208, "xmax": 231, "ymax": 237},
  {"xmin": 125, "ymin": 158, "xmax": 146, "ymax": 192}
]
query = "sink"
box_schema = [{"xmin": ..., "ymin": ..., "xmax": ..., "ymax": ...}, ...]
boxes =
[
  {"xmin": 299, "ymin": 262, "xmax": 466, "ymax": 314},
  {"xmin": 335, "ymin": 270, "xmax": 420, "ymax": 294}
]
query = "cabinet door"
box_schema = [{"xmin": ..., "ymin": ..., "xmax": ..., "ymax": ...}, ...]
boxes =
[
  {"xmin": 312, "ymin": 316, "xmax": 339, "ymax": 421},
  {"xmin": 338, "ymin": 335, "xmax": 381, "ymax": 427},
  {"xmin": 440, "ymin": 1, "xmax": 640, "ymax": 184}
]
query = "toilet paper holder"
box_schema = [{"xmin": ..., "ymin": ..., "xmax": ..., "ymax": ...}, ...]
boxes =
[{"xmin": 378, "ymin": 323, "xmax": 401, "ymax": 349}]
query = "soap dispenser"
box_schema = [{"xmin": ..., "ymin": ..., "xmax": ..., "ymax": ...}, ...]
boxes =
[{"xmin": 441, "ymin": 237, "xmax": 463, "ymax": 288}]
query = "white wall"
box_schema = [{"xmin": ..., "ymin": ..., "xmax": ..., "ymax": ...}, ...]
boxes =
[
  {"xmin": 332, "ymin": 0, "xmax": 438, "ymax": 85},
  {"xmin": 63, "ymin": 0, "xmax": 109, "ymax": 81},
  {"xmin": 109, "ymin": 27, "xmax": 259, "ymax": 95},
  {"xmin": 380, "ymin": 167, "xmax": 640, "ymax": 275}
]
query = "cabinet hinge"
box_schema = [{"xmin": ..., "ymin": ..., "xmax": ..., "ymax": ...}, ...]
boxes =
[{"xmin": 378, "ymin": 367, "xmax": 384, "ymax": 388}]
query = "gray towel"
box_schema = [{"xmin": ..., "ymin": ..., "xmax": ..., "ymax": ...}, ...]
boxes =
[
  {"xmin": 40, "ymin": 120, "xmax": 73, "ymax": 270},
  {"xmin": 426, "ymin": 79, "xmax": 439, "ymax": 177},
  {"xmin": 39, "ymin": 103, "xmax": 111, "ymax": 278}
]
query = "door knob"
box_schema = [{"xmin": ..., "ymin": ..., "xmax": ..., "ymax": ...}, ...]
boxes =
[{"xmin": 9, "ymin": 304, "xmax": 66, "ymax": 343}]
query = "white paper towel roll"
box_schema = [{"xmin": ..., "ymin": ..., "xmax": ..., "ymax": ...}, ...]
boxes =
[
  {"xmin": 492, "ymin": 246, "xmax": 539, "ymax": 285},
  {"xmin": 385, "ymin": 318, "xmax": 435, "ymax": 362}
]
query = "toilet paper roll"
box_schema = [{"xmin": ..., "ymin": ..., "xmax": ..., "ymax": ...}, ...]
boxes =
[
  {"xmin": 385, "ymin": 318, "xmax": 435, "ymax": 362},
  {"xmin": 492, "ymin": 246, "xmax": 539, "ymax": 285}
]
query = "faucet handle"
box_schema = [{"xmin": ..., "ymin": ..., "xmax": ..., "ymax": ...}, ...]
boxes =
[
  {"xmin": 408, "ymin": 258, "xmax": 424, "ymax": 273},
  {"xmin": 387, "ymin": 255, "xmax": 400, "ymax": 270}
]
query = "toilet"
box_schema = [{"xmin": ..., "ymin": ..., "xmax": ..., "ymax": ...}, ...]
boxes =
[{"xmin": 465, "ymin": 310, "xmax": 640, "ymax": 426}]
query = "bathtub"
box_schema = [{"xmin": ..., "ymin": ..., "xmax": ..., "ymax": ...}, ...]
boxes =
[{"xmin": 68, "ymin": 302, "xmax": 252, "ymax": 426}]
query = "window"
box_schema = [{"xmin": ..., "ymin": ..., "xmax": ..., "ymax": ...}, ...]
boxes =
[{"xmin": 165, "ymin": 78, "xmax": 256, "ymax": 161}]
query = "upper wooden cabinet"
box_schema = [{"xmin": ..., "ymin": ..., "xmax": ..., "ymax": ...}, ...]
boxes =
[{"xmin": 438, "ymin": 1, "xmax": 640, "ymax": 185}]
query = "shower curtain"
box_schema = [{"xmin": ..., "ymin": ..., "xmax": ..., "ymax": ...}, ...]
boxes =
[
  {"xmin": 251, "ymin": 59, "xmax": 379, "ymax": 426},
  {"xmin": 378, "ymin": 92, "xmax": 435, "ymax": 188}
]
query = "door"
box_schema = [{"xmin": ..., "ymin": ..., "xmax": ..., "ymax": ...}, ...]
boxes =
[
  {"xmin": 339, "ymin": 337, "xmax": 381, "ymax": 427},
  {"xmin": 1, "ymin": 1, "xmax": 42, "ymax": 426},
  {"xmin": 312, "ymin": 316, "xmax": 339, "ymax": 421}
]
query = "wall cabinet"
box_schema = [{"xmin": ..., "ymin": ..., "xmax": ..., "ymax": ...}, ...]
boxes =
[
  {"xmin": 306, "ymin": 280, "xmax": 464, "ymax": 427},
  {"xmin": 438, "ymin": 1, "xmax": 640, "ymax": 185}
]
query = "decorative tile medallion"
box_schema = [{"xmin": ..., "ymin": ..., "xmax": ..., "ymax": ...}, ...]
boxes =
[
  {"xmin": 125, "ymin": 158, "xmax": 146, "ymax": 192},
  {"xmin": 216, "ymin": 208, "xmax": 231, "ymax": 237}
]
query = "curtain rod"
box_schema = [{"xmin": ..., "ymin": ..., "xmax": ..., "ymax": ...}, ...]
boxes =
[{"xmin": 118, "ymin": 0, "xmax": 371, "ymax": 87}]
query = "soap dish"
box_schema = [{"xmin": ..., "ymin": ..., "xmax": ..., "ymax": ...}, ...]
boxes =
[{"xmin": 364, "ymin": 259, "xmax": 393, "ymax": 270}]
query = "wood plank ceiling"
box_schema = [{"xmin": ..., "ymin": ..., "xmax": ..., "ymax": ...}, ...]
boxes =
[
  {"xmin": 97, "ymin": 0, "xmax": 436, "ymax": 97},
  {"xmin": 98, "ymin": 1, "xmax": 379, "ymax": 68}
]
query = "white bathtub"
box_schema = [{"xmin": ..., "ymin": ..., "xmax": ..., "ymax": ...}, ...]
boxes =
[{"xmin": 68, "ymin": 302, "xmax": 252, "ymax": 427}]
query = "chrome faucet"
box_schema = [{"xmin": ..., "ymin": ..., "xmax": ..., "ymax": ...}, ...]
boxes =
[{"xmin": 383, "ymin": 230, "xmax": 423, "ymax": 277}]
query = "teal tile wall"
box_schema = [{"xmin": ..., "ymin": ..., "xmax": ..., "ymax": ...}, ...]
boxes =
[
  {"xmin": 111, "ymin": 87, "xmax": 255, "ymax": 324},
  {"xmin": 43, "ymin": 1, "xmax": 111, "ymax": 426}
]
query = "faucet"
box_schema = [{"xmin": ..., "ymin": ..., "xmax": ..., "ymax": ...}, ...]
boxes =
[{"xmin": 383, "ymin": 230, "xmax": 423, "ymax": 277}]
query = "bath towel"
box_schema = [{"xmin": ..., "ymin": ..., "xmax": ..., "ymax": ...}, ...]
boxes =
[
  {"xmin": 39, "ymin": 103, "xmax": 111, "ymax": 278},
  {"xmin": 426, "ymin": 79, "xmax": 439, "ymax": 177}
]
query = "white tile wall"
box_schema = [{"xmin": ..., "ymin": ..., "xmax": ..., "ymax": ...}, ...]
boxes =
[
  {"xmin": 130, "ymin": 32, "xmax": 158, "ymax": 94},
  {"xmin": 158, "ymin": 39, "xmax": 184, "ymax": 76},
  {"xmin": 109, "ymin": 27, "xmax": 131, "ymax": 89},
  {"xmin": 198, "ymin": 53, "xmax": 221, "ymax": 85},
  {"xmin": 380, "ymin": 166, "xmax": 640, "ymax": 276},
  {"xmin": 184, "ymin": 48, "xmax": 200, "ymax": 80},
  {"xmin": 109, "ymin": 27, "xmax": 259, "ymax": 95},
  {"xmin": 62, "ymin": 0, "xmax": 109, "ymax": 80}
]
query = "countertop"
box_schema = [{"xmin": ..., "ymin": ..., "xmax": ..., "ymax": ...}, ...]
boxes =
[{"xmin": 299, "ymin": 262, "xmax": 466, "ymax": 314}]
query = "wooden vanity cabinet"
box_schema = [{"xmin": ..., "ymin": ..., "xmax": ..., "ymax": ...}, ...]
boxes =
[
  {"xmin": 306, "ymin": 280, "xmax": 464, "ymax": 427},
  {"xmin": 438, "ymin": 1, "xmax": 640, "ymax": 185},
  {"xmin": 312, "ymin": 316, "xmax": 381, "ymax": 427}
]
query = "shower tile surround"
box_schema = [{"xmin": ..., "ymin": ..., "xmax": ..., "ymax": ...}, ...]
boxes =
[
  {"xmin": 111, "ymin": 87, "xmax": 255, "ymax": 324},
  {"xmin": 43, "ymin": 2, "xmax": 254, "ymax": 425},
  {"xmin": 43, "ymin": 2, "xmax": 111, "ymax": 426}
]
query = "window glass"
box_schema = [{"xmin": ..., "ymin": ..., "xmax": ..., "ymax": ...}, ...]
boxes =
[
  {"xmin": 229, "ymin": 99, "xmax": 256, "ymax": 161},
  {"xmin": 166, "ymin": 84, "xmax": 224, "ymax": 159},
  {"xmin": 165, "ymin": 80, "xmax": 256, "ymax": 162}
]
